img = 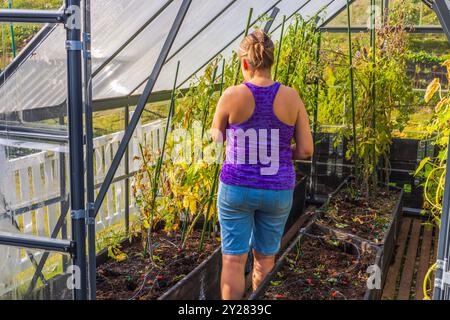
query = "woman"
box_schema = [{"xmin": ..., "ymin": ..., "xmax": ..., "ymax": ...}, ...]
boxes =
[{"xmin": 212, "ymin": 29, "xmax": 314, "ymax": 300}]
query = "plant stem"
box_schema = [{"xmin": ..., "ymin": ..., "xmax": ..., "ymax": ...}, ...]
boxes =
[
  {"xmin": 201, "ymin": 65, "xmax": 219, "ymax": 138},
  {"xmin": 8, "ymin": 0, "xmax": 16, "ymax": 58},
  {"xmin": 274, "ymin": 15, "xmax": 286, "ymax": 81},
  {"xmin": 199, "ymin": 162, "xmax": 221, "ymax": 250},
  {"xmin": 284, "ymin": 17, "xmax": 299, "ymax": 86},
  {"xmin": 198, "ymin": 60, "xmax": 226, "ymax": 251},
  {"xmin": 346, "ymin": 0, "xmax": 358, "ymax": 178},
  {"xmin": 144, "ymin": 61, "xmax": 180, "ymax": 258},
  {"xmin": 371, "ymin": 0, "xmax": 377, "ymax": 189},
  {"xmin": 234, "ymin": 8, "xmax": 254, "ymax": 85}
]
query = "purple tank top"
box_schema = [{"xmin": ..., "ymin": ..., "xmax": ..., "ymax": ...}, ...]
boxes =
[{"xmin": 220, "ymin": 81, "xmax": 296, "ymax": 190}]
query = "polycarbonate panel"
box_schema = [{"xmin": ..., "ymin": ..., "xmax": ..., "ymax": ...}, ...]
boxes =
[
  {"xmin": 90, "ymin": 0, "xmax": 170, "ymax": 71},
  {"xmin": 148, "ymin": 0, "xmax": 345, "ymax": 93},
  {"xmin": 0, "ymin": 24, "xmax": 67, "ymax": 114},
  {"xmin": 93, "ymin": 0, "xmax": 242, "ymax": 99},
  {"xmin": 270, "ymin": 0, "xmax": 349, "ymax": 42},
  {"xmin": 0, "ymin": 138, "xmax": 72, "ymax": 300},
  {"xmin": 0, "ymin": 246, "xmax": 72, "ymax": 300},
  {"xmin": 137, "ymin": 0, "xmax": 279, "ymax": 94}
]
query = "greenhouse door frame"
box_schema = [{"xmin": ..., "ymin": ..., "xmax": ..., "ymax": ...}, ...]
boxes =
[{"xmin": 0, "ymin": 0, "xmax": 86, "ymax": 299}]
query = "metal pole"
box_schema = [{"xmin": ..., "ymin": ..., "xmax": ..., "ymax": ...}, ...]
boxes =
[
  {"xmin": 433, "ymin": 135, "xmax": 450, "ymax": 299},
  {"xmin": 65, "ymin": 0, "xmax": 87, "ymax": 300},
  {"xmin": 433, "ymin": 0, "xmax": 450, "ymax": 49},
  {"xmin": 347, "ymin": 0, "xmax": 358, "ymax": 175},
  {"xmin": 274, "ymin": 15, "xmax": 286, "ymax": 82},
  {"xmin": 384, "ymin": 0, "xmax": 389, "ymax": 23},
  {"xmin": 263, "ymin": 7, "xmax": 280, "ymax": 34},
  {"xmin": 234, "ymin": 7, "xmax": 253, "ymax": 86},
  {"xmin": 94, "ymin": 0, "xmax": 192, "ymax": 217},
  {"xmin": 310, "ymin": 32, "xmax": 321, "ymax": 199},
  {"xmin": 370, "ymin": 0, "xmax": 377, "ymax": 185},
  {"xmin": 59, "ymin": 115, "xmax": 70, "ymax": 272},
  {"xmin": 285, "ymin": 17, "xmax": 300, "ymax": 86},
  {"xmin": 7, "ymin": 0, "xmax": 16, "ymax": 58},
  {"xmin": 82, "ymin": 0, "xmax": 96, "ymax": 301},
  {"xmin": 124, "ymin": 103, "xmax": 130, "ymax": 234},
  {"xmin": 0, "ymin": 9, "xmax": 66, "ymax": 23},
  {"xmin": 0, "ymin": 231, "xmax": 73, "ymax": 253}
]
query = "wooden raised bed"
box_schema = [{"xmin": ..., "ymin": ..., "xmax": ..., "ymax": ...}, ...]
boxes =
[
  {"xmin": 312, "ymin": 178, "xmax": 404, "ymax": 295},
  {"xmin": 249, "ymin": 222, "xmax": 383, "ymax": 300},
  {"xmin": 96, "ymin": 176, "xmax": 310, "ymax": 300},
  {"xmin": 160, "ymin": 176, "xmax": 310, "ymax": 300}
]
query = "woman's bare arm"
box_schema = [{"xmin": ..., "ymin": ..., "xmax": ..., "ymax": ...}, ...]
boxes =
[
  {"xmin": 211, "ymin": 88, "xmax": 232, "ymax": 143},
  {"xmin": 291, "ymin": 90, "xmax": 314, "ymax": 160}
]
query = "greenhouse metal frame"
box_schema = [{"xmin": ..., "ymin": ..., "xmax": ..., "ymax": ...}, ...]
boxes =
[{"xmin": 0, "ymin": 0, "xmax": 449, "ymax": 301}]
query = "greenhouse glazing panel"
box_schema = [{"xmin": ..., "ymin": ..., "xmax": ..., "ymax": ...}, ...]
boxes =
[
  {"xmin": 134, "ymin": 0, "xmax": 280, "ymax": 95},
  {"xmin": 149, "ymin": 0, "xmax": 345, "ymax": 93},
  {"xmin": 0, "ymin": 24, "xmax": 67, "ymax": 115},
  {"xmin": 93, "ymin": 0, "xmax": 241, "ymax": 99},
  {"xmin": 0, "ymin": 134, "xmax": 71, "ymax": 300},
  {"xmin": 0, "ymin": 140, "xmax": 70, "ymax": 237},
  {"xmin": 91, "ymin": 0, "xmax": 184, "ymax": 99},
  {"xmin": 0, "ymin": 246, "xmax": 72, "ymax": 300},
  {"xmin": 90, "ymin": 0, "xmax": 170, "ymax": 71}
]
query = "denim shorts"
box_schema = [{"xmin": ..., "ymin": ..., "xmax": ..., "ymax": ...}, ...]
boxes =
[{"xmin": 218, "ymin": 182, "xmax": 294, "ymax": 256}]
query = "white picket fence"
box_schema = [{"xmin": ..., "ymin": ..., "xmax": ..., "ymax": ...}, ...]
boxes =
[{"xmin": 0, "ymin": 119, "xmax": 166, "ymax": 293}]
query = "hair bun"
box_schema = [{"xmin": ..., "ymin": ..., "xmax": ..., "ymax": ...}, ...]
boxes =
[{"xmin": 239, "ymin": 29, "xmax": 275, "ymax": 70}]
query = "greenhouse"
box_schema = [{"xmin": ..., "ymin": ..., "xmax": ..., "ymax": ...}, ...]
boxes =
[{"xmin": 0, "ymin": 0, "xmax": 450, "ymax": 303}]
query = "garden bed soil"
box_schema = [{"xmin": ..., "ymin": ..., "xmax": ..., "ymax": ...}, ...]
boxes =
[
  {"xmin": 317, "ymin": 185, "xmax": 402, "ymax": 244},
  {"xmin": 252, "ymin": 223, "xmax": 380, "ymax": 300},
  {"xmin": 96, "ymin": 230, "xmax": 219, "ymax": 300}
]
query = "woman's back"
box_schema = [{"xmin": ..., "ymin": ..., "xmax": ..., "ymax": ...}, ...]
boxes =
[{"xmin": 219, "ymin": 81, "xmax": 297, "ymax": 190}]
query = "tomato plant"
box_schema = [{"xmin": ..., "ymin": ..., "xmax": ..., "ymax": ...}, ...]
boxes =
[{"xmin": 320, "ymin": 6, "xmax": 414, "ymax": 196}]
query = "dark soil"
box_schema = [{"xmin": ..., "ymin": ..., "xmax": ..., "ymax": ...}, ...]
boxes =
[
  {"xmin": 96, "ymin": 230, "xmax": 219, "ymax": 300},
  {"xmin": 264, "ymin": 234, "xmax": 377, "ymax": 300},
  {"xmin": 317, "ymin": 187, "xmax": 400, "ymax": 243}
]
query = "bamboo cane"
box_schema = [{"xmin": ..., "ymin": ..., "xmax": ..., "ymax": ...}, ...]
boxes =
[
  {"xmin": 347, "ymin": 0, "xmax": 358, "ymax": 178},
  {"xmin": 143, "ymin": 61, "xmax": 181, "ymax": 258},
  {"xmin": 234, "ymin": 8, "xmax": 254, "ymax": 86},
  {"xmin": 274, "ymin": 15, "xmax": 286, "ymax": 81},
  {"xmin": 198, "ymin": 59, "xmax": 226, "ymax": 251}
]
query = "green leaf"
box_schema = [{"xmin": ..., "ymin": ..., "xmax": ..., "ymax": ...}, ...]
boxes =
[{"xmin": 415, "ymin": 157, "xmax": 430, "ymax": 176}]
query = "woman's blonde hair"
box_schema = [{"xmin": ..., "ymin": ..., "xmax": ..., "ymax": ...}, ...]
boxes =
[{"xmin": 239, "ymin": 29, "xmax": 275, "ymax": 71}]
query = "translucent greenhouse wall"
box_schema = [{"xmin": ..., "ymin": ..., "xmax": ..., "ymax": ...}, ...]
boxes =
[{"xmin": 0, "ymin": 140, "xmax": 71, "ymax": 299}]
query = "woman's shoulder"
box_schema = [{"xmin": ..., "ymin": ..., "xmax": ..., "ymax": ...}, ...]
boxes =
[
  {"xmin": 223, "ymin": 84, "xmax": 250, "ymax": 96},
  {"xmin": 277, "ymin": 84, "xmax": 303, "ymax": 109},
  {"xmin": 278, "ymin": 84, "xmax": 300, "ymax": 99},
  {"xmin": 221, "ymin": 84, "xmax": 253, "ymax": 103}
]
